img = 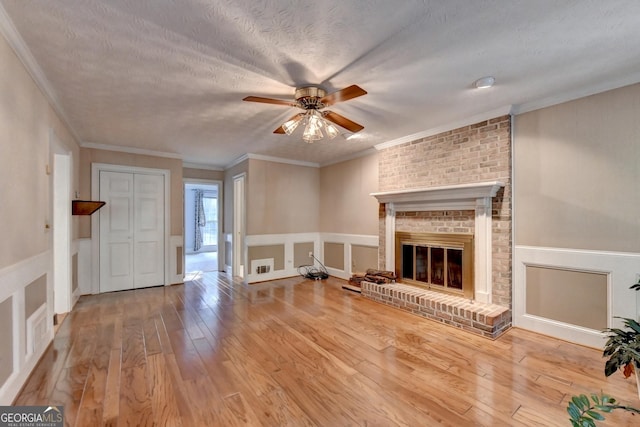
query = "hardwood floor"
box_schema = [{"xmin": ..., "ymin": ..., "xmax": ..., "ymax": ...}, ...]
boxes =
[{"xmin": 15, "ymin": 273, "xmax": 639, "ymax": 426}]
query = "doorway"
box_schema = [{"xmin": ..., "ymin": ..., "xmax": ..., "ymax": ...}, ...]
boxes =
[{"xmin": 184, "ymin": 181, "xmax": 222, "ymax": 278}]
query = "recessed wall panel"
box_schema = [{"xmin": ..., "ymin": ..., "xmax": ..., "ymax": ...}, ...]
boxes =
[
  {"xmin": 324, "ymin": 242, "xmax": 344, "ymax": 270},
  {"xmin": 294, "ymin": 242, "xmax": 314, "ymax": 268},
  {"xmin": 0, "ymin": 297, "xmax": 13, "ymax": 385},
  {"xmin": 526, "ymin": 266, "xmax": 607, "ymax": 330},
  {"xmin": 25, "ymin": 274, "xmax": 46, "ymax": 319}
]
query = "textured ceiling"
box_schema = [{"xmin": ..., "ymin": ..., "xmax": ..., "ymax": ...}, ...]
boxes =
[{"xmin": 2, "ymin": 0, "xmax": 640, "ymax": 168}]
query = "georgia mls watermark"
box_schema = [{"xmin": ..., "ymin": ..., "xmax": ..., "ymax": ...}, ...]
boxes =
[{"xmin": 0, "ymin": 406, "xmax": 63, "ymax": 427}]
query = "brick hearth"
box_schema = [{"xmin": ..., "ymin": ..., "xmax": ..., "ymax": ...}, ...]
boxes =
[{"xmin": 362, "ymin": 281, "xmax": 511, "ymax": 339}]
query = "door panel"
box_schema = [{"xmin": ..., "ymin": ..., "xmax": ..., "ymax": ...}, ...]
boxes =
[
  {"xmin": 133, "ymin": 174, "xmax": 165, "ymax": 288},
  {"xmin": 100, "ymin": 171, "xmax": 134, "ymax": 292}
]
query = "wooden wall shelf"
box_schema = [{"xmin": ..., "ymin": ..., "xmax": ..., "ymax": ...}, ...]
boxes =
[{"xmin": 72, "ymin": 200, "xmax": 105, "ymax": 215}]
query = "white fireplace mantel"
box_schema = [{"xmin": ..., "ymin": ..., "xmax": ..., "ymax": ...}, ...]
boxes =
[{"xmin": 371, "ymin": 181, "xmax": 505, "ymax": 304}]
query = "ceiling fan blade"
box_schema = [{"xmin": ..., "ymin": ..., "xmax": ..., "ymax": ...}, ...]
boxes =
[
  {"xmin": 320, "ymin": 85, "xmax": 367, "ymax": 107},
  {"xmin": 273, "ymin": 113, "xmax": 304, "ymax": 134},
  {"xmin": 243, "ymin": 96, "xmax": 297, "ymax": 107},
  {"xmin": 323, "ymin": 111, "xmax": 364, "ymax": 133}
]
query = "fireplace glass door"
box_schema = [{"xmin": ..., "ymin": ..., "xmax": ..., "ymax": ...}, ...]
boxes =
[{"xmin": 396, "ymin": 232, "xmax": 474, "ymax": 298}]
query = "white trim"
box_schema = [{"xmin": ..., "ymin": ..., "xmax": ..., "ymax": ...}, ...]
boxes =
[
  {"xmin": 25, "ymin": 304, "xmax": 47, "ymax": 357},
  {"xmin": 514, "ymin": 245, "xmax": 640, "ymax": 348},
  {"xmin": 91, "ymin": 163, "xmax": 172, "ymax": 294},
  {"xmin": 170, "ymin": 235, "xmax": 184, "ymax": 284},
  {"xmin": 374, "ymin": 106, "xmax": 513, "ymax": 151},
  {"xmin": 371, "ymin": 181, "xmax": 504, "ymax": 206},
  {"xmin": 77, "ymin": 238, "xmax": 92, "ymax": 295},
  {"xmin": 226, "ymin": 153, "xmax": 319, "ymax": 170},
  {"xmin": 0, "ymin": 4, "xmax": 80, "ymax": 143},
  {"xmin": 81, "ymin": 141, "xmax": 182, "ymax": 160},
  {"xmin": 0, "ymin": 250, "xmax": 54, "ymax": 405},
  {"xmin": 50, "ymin": 130, "xmax": 73, "ymax": 315},
  {"xmin": 183, "ymin": 162, "xmax": 224, "ymax": 171},
  {"xmin": 70, "ymin": 239, "xmax": 81, "ymax": 307}
]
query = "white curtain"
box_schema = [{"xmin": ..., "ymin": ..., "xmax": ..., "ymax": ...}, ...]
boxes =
[{"xmin": 193, "ymin": 189, "xmax": 206, "ymax": 252}]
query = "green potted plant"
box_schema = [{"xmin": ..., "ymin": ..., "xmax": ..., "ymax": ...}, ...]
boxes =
[{"xmin": 603, "ymin": 316, "xmax": 640, "ymax": 399}]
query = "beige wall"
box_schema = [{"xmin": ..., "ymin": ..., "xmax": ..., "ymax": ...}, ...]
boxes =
[
  {"xmin": 79, "ymin": 148, "xmax": 183, "ymax": 237},
  {"xmin": 183, "ymin": 167, "xmax": 224, "ymax": 181},
  {"xmin": 0, "ymin": 297, "xmax": 12, "ymax": 385},
  {"xmin": 319, "ymin": 153, "xmax": 379, "ymax": 235},
  {"xmin": 514, "ymin": 83, "xmax": 640, "ymax": 252},
  {"xmin": 0, "ymin": 33, "xmax": 80, "ymax": 269},
  {"xmin": 246, "ymin": 159, "xmax": 319, "ymax": 235}
]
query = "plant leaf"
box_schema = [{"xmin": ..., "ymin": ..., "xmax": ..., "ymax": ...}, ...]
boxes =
[
  {"xmin": 567, "ymin": 402, "xmax": 581, "ymax": 419},
  {"xmin": 623, "ymin": 363, "xmax": 634, "ymax": 378},
  {"xmin": 586, "ymin": 410, "xmax": 605, "ymax": 421},
  {"xmin": 572, "ymin": 395, "xmax": 586, "ymax": 410}
]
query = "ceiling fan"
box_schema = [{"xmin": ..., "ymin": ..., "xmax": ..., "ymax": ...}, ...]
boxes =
[{"xmin": 243, "ymin": 85, "xmax": 367, "ymax": 142}]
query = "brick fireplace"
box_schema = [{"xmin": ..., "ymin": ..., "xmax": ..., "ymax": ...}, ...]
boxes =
[{"xmin": 365, "ymin": 115, "xmax": 512, "ymax": 338}]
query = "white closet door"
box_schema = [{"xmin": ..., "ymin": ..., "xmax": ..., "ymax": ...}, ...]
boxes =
[
  {"xmin": 133, "ymin": 173, "xmax": 165, "ymax": 288},
  {"xmin": 99, "ymin": 171, "xmax": 135, "ymax": 292},
  {"xmin": 99, "ymin": 171, "xmax": 165, "ymax": 292}
]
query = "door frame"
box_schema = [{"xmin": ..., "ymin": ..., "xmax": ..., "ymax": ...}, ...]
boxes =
[
  {"xmin": 50, "ymin": 130, "xmax": 73, "ymax": 314},
  {"xmin": 232, "ymin": 173, "xmax": 246, "ymax": 278},
  {"xmin": 183, "ymin": 178, "xmax": 224, "ymax": 275},
  {"xmin": 91, "ymin": 163, "xmax": 171, "ymax": 294}
]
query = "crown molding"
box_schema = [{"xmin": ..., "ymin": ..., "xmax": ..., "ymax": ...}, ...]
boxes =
[
  {"xmin": 226, "ymin": 153, "xmax": 319, "ymax": 170},
  {"xmin": 0, "ymin": 4, "xmax": 81, "ymax": 144},
  {"xmin": 375, "ymin": 105, "xmax": 513, "ymax": 151},
  {"xmin": 81, "ymin": 141, "xmax": 182, "ymax": 159},
  {"xmin": 182, "ymin": 162, "xmax": 224, "ymax": 171},
  {"xmin": 512, "ymin": 74, "xmax": 640, "ymax": 115}
]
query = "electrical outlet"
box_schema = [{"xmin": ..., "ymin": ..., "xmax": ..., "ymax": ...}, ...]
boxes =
[{"xmin": 309, "ymin": 251, "xmax": 313, "ymax": 258}]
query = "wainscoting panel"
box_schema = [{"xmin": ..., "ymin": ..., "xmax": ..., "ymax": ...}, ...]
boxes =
[
  {"xmin": 320, "ymin": 233, "xmax": 379, "ymax": 280},
  {"xmin": 514, "ymin": 245, "xmax": 640, "ymax": 348},
  {"xmin": 245, "ymin": 233, "xmax": 319, "ymax": 283},
  {"xmin": 0, "ymin": 250, "xmax": 54, "ymax": 405}
]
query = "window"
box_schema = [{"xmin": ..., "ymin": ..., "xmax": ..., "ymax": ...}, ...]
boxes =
[{"xmin": 202, "ymin": 194, "xmax": 218, "ymax": 247}]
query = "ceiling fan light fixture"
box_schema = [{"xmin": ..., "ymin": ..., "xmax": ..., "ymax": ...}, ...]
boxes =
[
  {"xmin": 302, "ymin": 111, "xmax": 323, "ymax": 143},
  {"xmin": 474, "ymin": 76, "xmax": 495, "ymax": 89},
  {"xmin": 282, "ymin": 118, "xmax": 301, "ymax": 135},
  {"xmin": 324, "ymin": 122, "xmax": 339, "ymax": 139}
]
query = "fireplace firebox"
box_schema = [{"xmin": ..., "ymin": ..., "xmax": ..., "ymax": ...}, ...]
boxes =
[{"xmin": 395, "ymin": 232, "xmax": 474, "ymax": 299}]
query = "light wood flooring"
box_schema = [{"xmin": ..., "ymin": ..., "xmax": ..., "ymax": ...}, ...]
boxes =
[{"xmin": 14, "ymin": 273, "xmax": 639, "ymax": 426}]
